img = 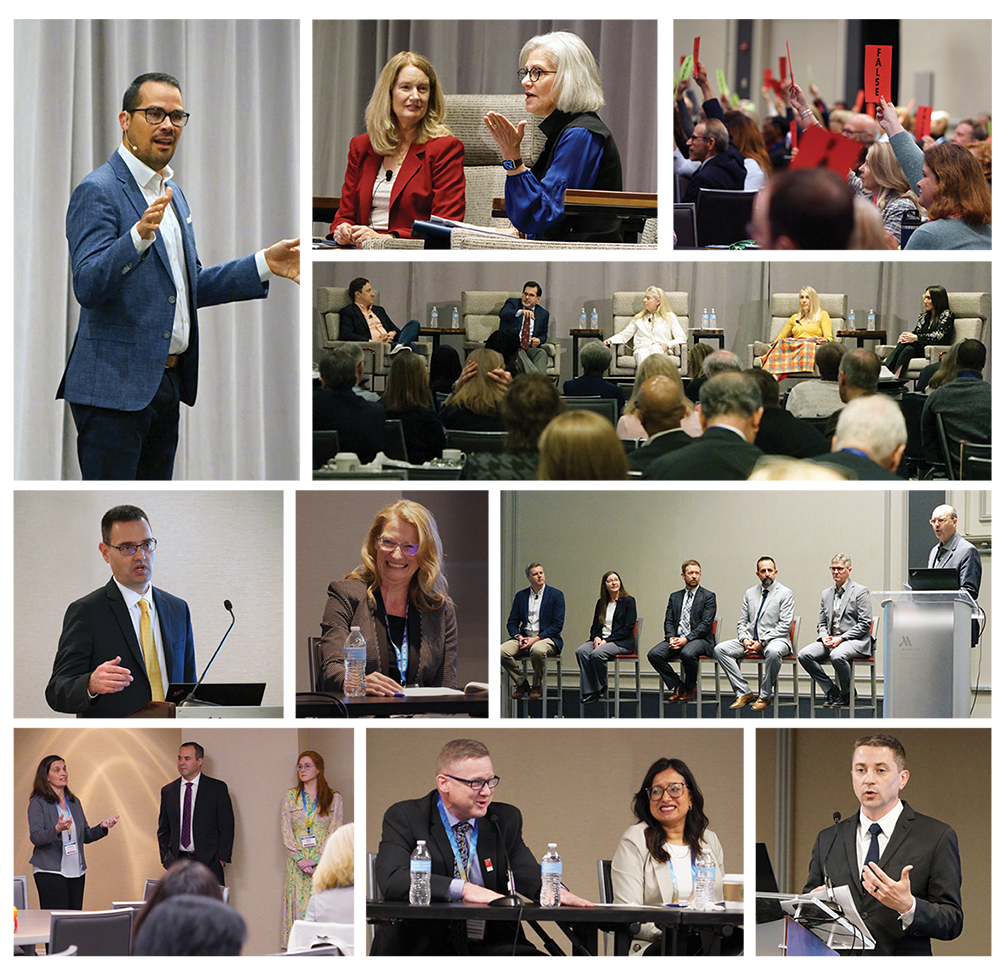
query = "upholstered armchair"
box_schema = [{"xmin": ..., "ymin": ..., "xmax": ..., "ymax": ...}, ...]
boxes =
[
  {"xmin": 460, "ymin": 290, "xmax": 560, "ymax": 380},
  {"xmin": 607, "ymin": 291, "xmax": 689, "ymax": 378},
  {"xmin": 748, "ymin": 293, "xmax": 848, "ymax": 368}
]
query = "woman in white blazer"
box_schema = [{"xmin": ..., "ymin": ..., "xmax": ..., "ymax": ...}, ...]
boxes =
[
  {"xmin": 611, "ymin": 757, "xmax": 725, "ymax": 955},
  {"xmin": 605, "ymin": 287, "xmax": 685, "ymax": 368}
]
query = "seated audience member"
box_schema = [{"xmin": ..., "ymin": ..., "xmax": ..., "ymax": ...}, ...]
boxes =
[
  {"xmin": 966, "ymin": 139, "xmax": 991, "ymax": 185},
  {"xmin": 785, "ymin": 341, "xmax": 847, "ymax": 418},
  {"xmin": 884, "ymin": 286, "xmax": 955, "ymax": 379},
  {"xmin": 749, "ymin": 457, "xmax": 849, "ymax": 481},
  {"xmin": 951, "ymin": 118, "xmax": 989, "ymax": 146},
  {"xmin": 338, "ymin": 277, "xmax": 421, "ymax": 353},
  {"xmin": 744, "ymin": 368, "xmax": 829, "ymax": 459},
  {"xmin": 485, "ymin": 328, "xmax": 521, "ymax": 380},
  {"xmin": 751, "ymin": 168, "xmax": 855, "ymax": 249},
  {"xmin": 382, "ymin": 352, "xmax": 446, "ymax": 464},
  {"xmin": 440, "ymin": 348, "xmax": 508, "ymax": 432},
  {"xmin": 537, "ymin": 409, "xmax": 630, "ymax": 480},
  {"xmin": 775, "ymin": 286, "xmax": 832, "ymax": 342},
  {"xmin": 725, "ymin": 109, "xmax": 771, "ymax": 190},
  {"xmin": 313, "ymin": 344, "xmax": 387, "ymax": 464},
  {"xmin": 428, "ymin": 345, "xmax": 463, "ymax": 402},
  {"xmin": 618, "ymin": 354, "xmax": 694, "ymax": 439},
  {"xmin": 643, "ymin": 372, "xmax": 765, "ymax": 481},
  {"xmin": 841, "ymin": 111, "xmax": 881, "ymax": 149},
  {"xmin": 877, "ymin": 98, "xmax": 991, "ymax": 250},
  {"xmin": 134, "ymin": 894, "xmax": 246, "ymax": 956},
  {"xmin": 461, "ymin": 373, "xmax": 563, "ymax": 480},
  {"xmin": 133, "ymin": 861, "xmax": 223, "ymax": 944},
  {"xmin": 849, "ymin": 197, "xmax": 894, "ymax": 249},
  {"xmin": 627, "ymin": 377, "xmax": 693, "ymax": 471},
  {"xmin": 920, "ymin": 338, "xmax": 991, "ymax": 467},
  {"xmin": 498, "ymin": 282, "xmax": 550, "ymax": 375},
  {"xmin": 305, "ymin": 823, "xmax": 354, "ymax": 924},
  {"xmin": 684, "ymin": 343, "xmax": 715, "ymax": 402},
  {"xmin": 849, "ymin": 142, "xmax": 922, "ymax": 246},
  {"xmin": 824, "ymin": 348, "xmax": 880, "ymax": 441},
  {"xmin": 925, "ymin": 342, "xmax": 967, "ymax": 391},
  {"xmin": 685, "ymin": 350, "xmax": 743, "ymax": 435},
  {"xmin": 501, "ymin": 563, "xmax": 565, "ymax": 700},
  {"xmin": 762, "ymin": 115, "xmax": 791, "ymax": 171},
  {"xmin": 678, "ymin": 63, "xmax": 746, "ymax": 203},
  {"xmin": 576, "ymin": 570, "xmax": 637, "ymax": 703},
  {"xmin": 563, "ymin": 341, "xmax": 627, "ymax": 417},
  {"xmin": 604, "ymin": 287, "xmax": 685, "ymax": 368},
  {"xmin": 813, "ymin": 393, "xmax": 907, "ymax": 480}
]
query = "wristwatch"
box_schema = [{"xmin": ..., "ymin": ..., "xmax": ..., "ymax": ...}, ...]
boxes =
[{"xmin": 502, "ymin": 158, "xmax": 522, "ymax": 171}]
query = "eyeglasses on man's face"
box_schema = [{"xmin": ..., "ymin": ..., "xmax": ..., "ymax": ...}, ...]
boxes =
[
  {"xmin": 106, "ymin": 538, "xmax": 157, "ymax": 556},
  {"xmin": 444, "ymin": 774, "xmax": 500, "ymax": 791},
  {"xmin": 131, "ymin": 106, "xmax": 190, "ymax": 127}
]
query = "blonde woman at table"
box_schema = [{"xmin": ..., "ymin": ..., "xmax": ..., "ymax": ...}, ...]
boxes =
[
  {"xmin": 605, "ymin": 288, "xmax": 686, "ymax": 367},
  {"xmin": 775, "ymin": 287, "xmax": 832, "ymax": 343},
  {"xmin": 305, "ymin": 823, "xmax": 355, "ymax": 924},
  {"xmin": 281, "ymin": 751, "xmax": 344, "ymax": 948},
  {"xmin": 28, "ymin": 755, "xmax": 119, "ymax": 909},
  {"xmin": 611, "ymin": 757, "xmax": 725, "ymax": 955}
]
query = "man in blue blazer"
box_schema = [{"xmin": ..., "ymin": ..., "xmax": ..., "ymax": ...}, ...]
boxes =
[
  {"xmin": 45, "ymin": 504, "xmax": 196, "ymax": 718},
  {"xmin": 500, "ymin": 563, "xmax": 565, "ymax": 699},
  {"xmin": 648, "ymin": 559, "xmax": 717, "ymax": 702},
  {"xmin": 498, "ymin": 282, "xmax": 550, "ymax": 375},
  {"xmin": 58, "ymin": 71, "xmax": 300, "ymax": 480}
]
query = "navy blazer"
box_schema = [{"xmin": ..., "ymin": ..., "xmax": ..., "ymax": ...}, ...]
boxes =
[
  {"xmin": 662, "ymin": 586, "xmax": 717, "ymax": 644},
  {"xmin": 589, "ymin": 595, "xmax": 638, "ymax": 651},
  {"xmin": 59, "ymin": 150, "xmax": 268, "ymax": 411},
  {"xmin": 506, "ymin": 585, "xmax": 566, "ymax": 652},
  {"xmin": 498, "ymin": 298, "xmax": 549, "ymax": 345},
  {"xmin": 338, "ymin": 302, "xmax": 398, "ymax": 341},
  {"xmin": 46, "ymin": 579, "xmax": 196, "ymax": 718}
]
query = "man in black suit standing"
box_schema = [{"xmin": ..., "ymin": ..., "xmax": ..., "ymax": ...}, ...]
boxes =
[
  {"xmin": 338, "ymin": 277, "xmax": 420, "ymax": 354},
  {"xmin": 498, "ymin": 281, "xmax": 550, "ymax": 375},
  {"xmin": 647, "ymin": 559, "xmax": 717, "ymax": 703},
  {"xmin": 626, "ymin": 376, "xmax": 692, "ymax": 472},
  {"xmin": 373, "ymin": 738, "xmax": 591, "ymax": 955},
  {"xmin": 804, "ymin": 733, "xmax": 962, "ymax": 954},
  {"xmin": 46, "ymin": 504, "xmax": 196, "ymax": 718},
  {"xmin": 158, "ymin": 742, "xmax": 235, "ymax": 886}
]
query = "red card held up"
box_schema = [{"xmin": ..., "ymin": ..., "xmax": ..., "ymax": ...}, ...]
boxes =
[
  {"xmin": 791, "ymin": 126, "xmax": 864, "ymax": 182},
  {"xmin": 915, "ymin": 105, "xmax": 932, "ymax": 140},
  {"xmin": 864, "ymin": 45, "xmax": 892, "ymax": 104},
  {"xmin": 779, "ymin": 56, "xmax": 787, "ymax": 81},
  {"xmin": 693, "ymin": 36, "xmax": 700, "ymax": 67}
]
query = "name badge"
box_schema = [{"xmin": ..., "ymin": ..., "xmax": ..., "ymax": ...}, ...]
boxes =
[
  {"xmin": 64, "ymin": 843, "xmax": 78, "ymax": 856},
  {"xmin": 301, "ymin": 835, "xmax": 317, "ymax": 847}
]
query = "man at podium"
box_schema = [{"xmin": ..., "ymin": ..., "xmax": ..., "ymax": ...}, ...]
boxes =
[
  {"xmin": 928, "ymin": 505, "xmax": 982, "ymax": 599},
  {"xmin": 804, "ymin": 733, "xmax": 962, "ymax": 955},
  {"xmin": 45, "ymin": 504, "xmax": 196, "ymax": 717}
]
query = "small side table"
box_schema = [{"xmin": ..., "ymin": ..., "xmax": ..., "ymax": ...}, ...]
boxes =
[
  {"xmin": 420, "ymin": 326, "xmax": 466, "ymax": 352},
  {"xmin": 569, "ymin": 328, "xmax": 605, "ymax": 378},
  {"xmin": 691, "ymin": 328, "xmax": 725, "ymax": 350},
  {"xmin": 837, "ymin": 329, "xmax": 887, "ymax": 348}
]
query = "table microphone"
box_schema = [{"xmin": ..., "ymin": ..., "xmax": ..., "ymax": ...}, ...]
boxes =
[
  {"xmin": 487, "ymin": 813, "xmax": 524, "ymax": 907},
  {"xmin": 180, "ymin": 600, "xmax": 236, "ymax": 707}
]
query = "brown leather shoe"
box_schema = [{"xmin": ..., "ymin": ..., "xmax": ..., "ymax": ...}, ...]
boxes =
[
  {"xmin": 529, "ymin": 685, "xmax": 544, "ymax": 699},
  {"xmin": 729, "ymin": 692, "xmax": 755, "ymax": 710},
  {"xmin": 512, "ymin": 680, "xmax": 530, "ymax": 700},
  {"xmin": 752, "ymin": 696, "xmax": 771, "ymax": 711},
  {"xmin": 668, "ymin": 686, "xmax": 684, "ymax": 702},
  {"xmin": 678, "ymin": 685, "xmax": 696, "ymax": 703}
]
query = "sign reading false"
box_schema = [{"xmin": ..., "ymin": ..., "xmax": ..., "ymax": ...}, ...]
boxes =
[{"xmin": 864, "ymin": 45, "xmax": 892, "ymax": 104}]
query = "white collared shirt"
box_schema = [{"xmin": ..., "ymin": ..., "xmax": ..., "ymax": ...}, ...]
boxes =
[
  {"xmin": 857, "ymin": 800, "xmax": 915, "ymax": 925},
  {"xmin": 113, "ymin": 577, "xmax": 169, "ymax": 693},
  {"xmin": 525, "ymin": 585, "xmax": 544, "ymax": 635},
  {"xmin": 178, "ymin": 771, "xmax": 202, "ymax": 852}
]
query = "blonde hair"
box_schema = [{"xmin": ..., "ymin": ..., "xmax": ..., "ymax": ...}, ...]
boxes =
[
  {"xmin": 795, "ymin": 286, "xmax": 822, "ymax": 325},
  {"xmin": 312, "ymin": 823, "xmax": 354, "ymax": 893},
  {"xmin": 622, "ymin": 353, "xmax": 691, "ymax": 417},
  {"xmin": 444, "ymin": 348, "xmax": 507, "ymax": 416},
  {"xmin": 537, "ymin": 410, "xmax": 629, "ymax": 480},
  {"xmin": 633, "ymin": 286, "xmax": 674, "ymax": 323},
  {"xmin": 862, "ymin": 141, "xmax": 922, "ymax": 214},
  {"xmin": 346, "ymin": 499, "xmax": 447, "ymax": 612},
  {"xmin": 365, "ymin": 51, "xmax": 452, "ymax": 155}
]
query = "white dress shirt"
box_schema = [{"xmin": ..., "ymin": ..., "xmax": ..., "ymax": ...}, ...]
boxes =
[
  {"xmin": 178, "ymin": 771, "xmax": 202, "ymax": 853},
  {"xmin": 857, "ymin": 800, "xmax": 915, "ymax": 925},
  {"xmin": 525, "ymin": 585, "xmax": 544, "ymax": 635}
]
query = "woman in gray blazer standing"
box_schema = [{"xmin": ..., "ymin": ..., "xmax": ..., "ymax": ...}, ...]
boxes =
[{"xmin": 28, "ymin": 755, "xmax": 119, "ymax": 909}]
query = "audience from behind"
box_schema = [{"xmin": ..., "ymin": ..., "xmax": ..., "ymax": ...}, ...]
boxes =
[
  {"xmin": 305, "ymin": 822, "xmax": 355, "ymax": 925},
  {"xmin": 604, "ymin": 286, "xmax": 685, "ymax": 368},
  {"xmin": 702, "ymin": 350, "xmax": 742, "ymax": 378},
  {"xmin": 884, "ymin": 286, "xmax": 955, "ymax": 379},
  {"xmin": 762, "ymin": 114, "xmax": 791, "ymax": 171},
  {"xmin": 920, "ymin": 338, "xmax": 990, "ymax": 468},
  {"xmin": 824, "ymin": 347, "xmax": 881, "ymax": 440},
  {"xmin": 563, "ymin": 340, "xmax": 627, "ymax": 416},
  {"xmin": 382, "ymin": 352, "xmax": 446, "ymax": 463},
  {"xmin": 440, "ymin": 347, "xmax": 508, "ymax": 432},
  {"xmin": 134, "ymin": 894, "xmax": 246, "ymax": 956},
  {"xmin": 966, "ymin": 139, "xmax": 991, "ymax": 185},
  {"xmin": 752, "ymin": 167, "xmax": 855, "ymax": 249},
  {"xmin": 485, "ymin": 328, "xmax": 522, "ymax": 379},
  {"xmin": 813, "ymin": 394, "xmax": 907, "ymax": 480},
  {"xmin": 926, "ymin": 343, "xmax": 963, "ymax": 391},
  {"xmin": 850, "ymin": 141, "xmax": 922, "ymax": 246},
  {"xmin": 685, "ymin": 342, "xmax": 715, "ymax": 400},
  {"xmin": 849, "ymin": 198, "xmax": 893, "ymax": 249},
  {"xmin": 133, "ymin": 860, "xmax": 223, "ymax": 944},
  {"xmin": 428, "ymin": 345, "xmax": 463, "ymax": 401},
  {"xmin": 617, "ymin": 353, "xmax": 697, "ymax": 440},
  {"xmin": 313, "ymin": 343, "xmax": 387, "ymax": 465},
  {"xmin": 461, "ymin": 374, "xmax": 563, "ymax": 480},
  {"xmin": 748, "ymin": 457, "xmax": 850, "ymax": 481},
  {"xmin": 537, "ymin": 409, "xmax": 630, "ymax": 480},
  {"xmin": 785, "ymin": 341, "xmax": 847, "ymax": 418},
  {"xmin": 744, "ymin": 368, "xmax": 829, "ymax": 459},
  {"xmin": 775, "ymin": 286, "xmax": 832, "ymax": 342},
  {"xmin": 724, "ymin": 110, "xmax": 771, "ymax": 189},
  {"xmin": 627, "ymin": 376, "xmax": 693, "ymax": 471}
]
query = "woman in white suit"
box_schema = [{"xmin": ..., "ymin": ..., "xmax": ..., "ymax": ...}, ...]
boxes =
[
  {"xmin": 605, "ymin": 287, "xmax": 685, "ymax": 367},
  {"xmin": 611, "ymin": 757, "xmax": 725, "ymax": 955}
]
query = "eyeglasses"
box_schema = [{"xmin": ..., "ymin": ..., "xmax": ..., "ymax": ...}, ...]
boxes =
[
  {"xmin": 688, "ymin": 134, "xmax": 711, "ymax": 142},
  {"xmin": 106, "ymin": 538, "xmax": 157, "ymax": 556},
  {"xmin": 444, "ymin": 774, "xmax": 500, "ymax": 791},
  {"xmin": 130, "ymin": 107, "xmax": 191, "ymax": 127},
  {"xmin": 518, "ymin": 67, "xmax": 557, "ymax": 83},
  {"xmin": 377, "ymin": 536, "xmax": 418, "ymax": 556},
  {"xmin": 646, "ymin": 783, "xmax": 687, "ymax": 800},
  {"xmin": 830, "ymin": 566, "xmax": 848, "ymax": 572}
]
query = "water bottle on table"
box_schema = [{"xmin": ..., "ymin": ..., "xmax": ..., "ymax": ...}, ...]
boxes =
[
  {"xmin": 430, "ymin": 306, "xmax": 438, "ymax": 329},
  {"xmin": 540, "ymin": 843, "xmax": 562, "ymax": 907},
  {"xmin": 344, "ymin": 627, "xmax": 367, "ymax": 697},
  {"xmin": 409, "ymin": 840, "xmax": 432, "ymax": 905},
  {"xmin": 692, "ymin": 850, "xmax": 716, "ymax": 909}
]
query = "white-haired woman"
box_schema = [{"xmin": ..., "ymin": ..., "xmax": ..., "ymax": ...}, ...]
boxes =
[
  {"xmin": 484, "ymin": 31, "xmax": 623, "ymax": 242},
  {"xmin": 605, "ymin": 287, "xmax": 685, "ymax": 368}
]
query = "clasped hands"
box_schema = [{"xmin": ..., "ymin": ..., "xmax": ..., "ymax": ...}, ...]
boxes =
[
  {"xmin": 297, "ymin": 858, "xmax": 318, "ymax": 875},
  {"xmin": 668, "ymin": 636, "xmax": 689, "ymax": 650},
  {"xmin": 822, "ymin": 635, "xmax": 844, "ymax": 649},
  {"xmin": 741, "ymin": 638, "xmax": 763, "ymax": 655},
  {"xmin": 333, "ymin": 222, "xmax": 384, "ymax": 247}
]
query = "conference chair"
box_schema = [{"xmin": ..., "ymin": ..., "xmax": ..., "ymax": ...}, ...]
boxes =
[
  {"xmin": 271, "ymin": 948, "xmax": 343, "ymax": 957},
  {"xmin": 142, "ymin": 878, "xmax": 160, "ymax": 901},
  {"xmin": 723, "ymin": 616, "xmax": 802, "ymax": 718},
  {"xmin": 607, "ymin": 291, "xmax": 690, "ymax": 378},
  {"xmin": 562, "ymin": 396, "xmax": 617, "ymax": 424},
  {"xmin": 808, "ymin": 617, "xmax": 880, "ymax": 719},
  {"xmin": 606, "ymin": 618, "xmax": 644, "ymax": 719},
  {"xmin": 48, "ymin": 908, "xmax": 134, "ymax": 957},
  {"xmin": 504, "ymin": 648, "xmax": 563, "ymax": 720},
  {"xmin": 287, "ymin": 920, "xmax": 354, "ymax": 955},
  {"xmin": 936, "ymin": 412, "xmax": 992, "ymax": 481},
  {"xmin": 382, "ymin": 420, "xmax": 409, "ymax": 463},
  {"xmin": 748, "ymin": 294, "xmax": 848, "ymax": 369},
  {"xmin": 595, "ymin": 860, "xmax": 629, "ymax": 955},
  {"xmin": 657, "ymin": 619, "xmax": 722, "ymax": 719},
  {"xmin": 366, "ymin": 854, "xmax": 382, "ymax": 950},
  {"xmin": 313, "ymin": 430, "xmax": 340, "ymax": 471},
  {"xmin": 48, "ymin": 946, "xmax": 78, "ymax": 956},
  {"xmin": 673, "ymin": 203, "xmax": 698, "ymax": 248},
  {"xmin": 14, "ymin": 875, "xmax": 27, "ymax": 910},
  {"xmin": 443, "ymin": 428, "xmax": 508, "ymax": 454},
  {"xmin": 694, "ymin": 188, "xmax": 756, "ymax": 247}
]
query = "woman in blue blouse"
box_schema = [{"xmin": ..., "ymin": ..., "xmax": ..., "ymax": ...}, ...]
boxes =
[{"xmin": 484, "ymin": 31, "xmax": 623, "ymax": 242}]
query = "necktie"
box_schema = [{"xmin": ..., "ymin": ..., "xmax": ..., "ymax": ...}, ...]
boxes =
[
  {"xmin": 181, "ymin": 780, "xmax": 193, "ymax": 848},
  {"xmin": 137, "ymin": 598, "xmax": 165, "ymax": 701},
  {"xmin": 754, "ymin": 588, "xmax": 769, "ymax": 640},
  {"xmin": 678, "ymin": 591, "xmax": 694, "ymax": 637},
  {"xmin": 935, "ymin": 543, "xmax": 947, "ymax": 566},
  {"xmin": 520, "ymin": 314, "xmax": 530, "ymax": 350},
  {"xmin": 453, "ymin": 821, "xmax": 472, "ymax": 878},
  {"xmin": 862, "ymin": 823, "xmax": 882, "ymax": 880},
  {"xmin": 832, "ymin": 587, "xmax": 844, "ymax": 634},
  {"xmin": 452, "ymin": 821, "xmax": 477, "ymax": 945}
]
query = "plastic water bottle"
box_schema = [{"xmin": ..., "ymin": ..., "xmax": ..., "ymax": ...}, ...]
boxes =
[
  {"xmin": 709, "ymin": 307, "xmax": 717, "ymax": 328},
  {"xmin": 344, "ymin": 627, "xmax": 367, "ymax": 698},
  {"xmin": 692, "ymin": 850, "xmax": 716, "ymax": 908},
  {"xmin": 867, "ymin": 308, "xmax": 876, "ymax": 331},
  {"xmin": 540, "ymin": 843, "xmax": 562, "ymax": 907},
  {"xmin": 701, "ymin": 307, "xmax": 709, "ymax": 327},
  {"xmin": 589, "ymin": 307, "xmax": 599, "ymax": 331},
  {"xmin": 430, "ymin": 306, "xmax": 438, "ymax": 328},
  {"xmin": 451, "ymin": 307, "xmax": 460, "ymax": 329},
  {"xmin": 579, "ymin": 307, "xmax": 587, "ymax": 329},
  {"xmin": 848, "ymin": 308, "xmax": 856, "ymax": 329},
  {"xmin": 409, "ymin": 840, "xmax": 432, "ymax": 905}
]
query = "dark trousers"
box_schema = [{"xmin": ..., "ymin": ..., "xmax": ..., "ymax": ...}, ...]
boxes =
[
  {"xmin": 648, "ymin": 637, "xmax": 715, "ymax": 688},
  {"xmin": 71, "ymin": 367, "xmax": 181, "ymax": 480},
  {"xmin": 884, "ymin": 342, "xmax": 921, "ymax": 376},
  {"xmin": 34, "ymin": 872, "xmax": 86, "ymax": 910}
]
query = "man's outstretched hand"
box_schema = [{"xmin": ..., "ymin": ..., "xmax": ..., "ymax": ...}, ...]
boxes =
[{"xmin": 265, "ymin": 237, "xmax": 300, "ymax": 284}]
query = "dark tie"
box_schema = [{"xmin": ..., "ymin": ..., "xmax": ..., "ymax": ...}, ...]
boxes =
[
  {"xmin": 678, "ymin": 592, "xmax": 694, "ymax": 637},
  {"xmin": 754, "ymin": 588, "xmax": 769, "ymax": 640},
  {"xmin": 453, "ymin": 821, "xmax": 472, "ymax": 878},
  {"xmin": 862, "ymin": 823, "xmax": 882, "ymax": 880},
  {"xmin": 181, "ymin": 781, "xmax": 193, "ymax": 848},
  {"xmin": 935, "ymin": 543, "xmax": 947, "ymax": 566},
  {"xmin": 520, "ymin": 315, "xmax": 530, "ymax": 350}
]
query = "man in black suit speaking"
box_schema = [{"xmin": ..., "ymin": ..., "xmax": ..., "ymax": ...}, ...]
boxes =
[
  {"xmin": 158, "ymin": 742, "xmax": 235, "ymax": 886},
  {"xmin": 373, "ymin": 738, "xmax": 591, "ymax": 955},
  {"xmin": 45, "ymin": 504, "xmax": 196, "ymax": 717},
  {"xmin": 804, "ymin": 733, "xmax": 962, "ymax": 954}
]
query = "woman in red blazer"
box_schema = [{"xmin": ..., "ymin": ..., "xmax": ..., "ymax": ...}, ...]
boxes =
[{"xmin": 332, "ymin": 51, "xmax": 465, "ymax": 245}]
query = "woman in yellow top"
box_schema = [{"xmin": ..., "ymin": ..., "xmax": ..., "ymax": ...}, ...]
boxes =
[{"xmin": 775, "ymin": 287, "xmax": 832, "ymax": 342}]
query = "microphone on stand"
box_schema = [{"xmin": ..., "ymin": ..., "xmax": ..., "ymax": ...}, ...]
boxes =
[
  {"xmin": 821, "ymin": 812, "xmax": 842, "ymax": 899},
  {"xmin": 180, "ymin": 600, "xmax": 235, "ymax": 707}
]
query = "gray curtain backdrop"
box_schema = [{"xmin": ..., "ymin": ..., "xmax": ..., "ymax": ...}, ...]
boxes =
[
  {"xmin": 313, "ymin": 20, "xmax": 656, "ymax": 197},
  {"xmin": 14, "ymin": 20, "xmax": 300, "ymax": 480}
]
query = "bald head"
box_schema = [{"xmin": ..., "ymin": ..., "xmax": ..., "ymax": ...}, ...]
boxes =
[
  {"xmin": 702, "ymin": 350, "xmax": 742, "ymax": 377},
  {"xmin": 636, "ymin": 376, "xmax": 685, "ymax": 436},
  {"xmin": 843, "ymin": 113, "xmax": 880, "ymax": 145}
]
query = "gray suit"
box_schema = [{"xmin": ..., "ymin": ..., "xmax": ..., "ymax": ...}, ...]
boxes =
[
  {"xmin": 797, "ymin": 579, "xmax": 873, "ymax": 697},
  {"xmin": 928, "ymin": 533, "xmax": 982, "ymax": 599},
  {"xmin": 715, "ymin": 580, "xmax": 794, "ymax": 699}
]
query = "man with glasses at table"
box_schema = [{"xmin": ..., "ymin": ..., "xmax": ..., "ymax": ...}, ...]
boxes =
[
  {"xmin": 372, "ymin": 738, "xmax": 592, "ymax": 955},
  {"xmin": 46, "ymin": 504, "xmax": 196, "ymax": 717},
  {"xmin": 58, "ymin": 71, "xmax": 300, "ymax": 480}
]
